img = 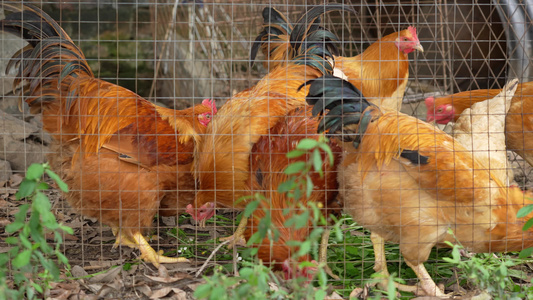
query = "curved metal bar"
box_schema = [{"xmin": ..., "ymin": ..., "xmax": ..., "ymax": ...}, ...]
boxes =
[{"xmin": 494, "ymin": 0, "xmax": 533, "ymax": 82}]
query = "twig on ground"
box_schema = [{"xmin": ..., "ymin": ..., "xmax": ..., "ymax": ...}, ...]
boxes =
[{"xmin": 195, "ymin": 240, "xmax": 231, "ymax": 277}]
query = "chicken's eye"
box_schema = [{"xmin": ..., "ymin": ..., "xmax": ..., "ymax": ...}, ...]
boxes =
[
  {"xmin": 206, "ymin": 114, "xmax": 211, "ymax": 119},
  {"xmin": 437, "ymin": 108, "xmax": 443, "ymax": 113}
]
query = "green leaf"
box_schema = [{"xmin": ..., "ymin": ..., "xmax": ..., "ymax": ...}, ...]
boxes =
[
  {"xmin": 33, "ymin": 192, "xmax": 51, "ymax": 214},
  {"xmin": 5, "ymin": 237, "xmax": 19, "ymax": 245},
  {"xmin": 523, "ymin": 218, "xmax": 533, "ymax": 231},
  {"xmin": 60, "ymin": 224, "xmax": 74, "ymax": 235},
  {"xmin": 244, "ymin": 200, "xmax": 260, "ymax": 218},
  {"xmin": 318, "ymin": 143, "xmax": 335, "ymax": 165},
  {"xmin": 25, "ymin": 164, "xmax": 44, "ymax": 180},
  {"xmin": 239, "ymin": 267, "xmax": 253, "ymax": 278},
  {"xmin": 56, "ymin": 251, "xmax": 69, "ymax": 266},
  {"xmin": 45, "ymin": 169, "xmax": 68, "ymax": 192},
  {"xmin": 312, "ymin": 149, "xmax": 323, "ymax": 174},
  {"xmin": 519, "ymin": 247, "xmax": 533, "ymax": 259},
  {"xmin": 278, "ymin": 179, "xmax": 296, "ymax": 193},
  {"xmin": 15, "ymin": 179, "xmax": 37, "ymax": 200},
  {"xmin": 296, "ymin": 138, "xmax": 318, "ymax": 150},
  {"xmin": 286, "ymin": 150, "xmax": 305, "ymax": 158},
  {"xmin": 12, "ymin": 249, "xmax": 32, "ymax": 268},
  {"xmin": 193, "ymin": 283, "xmax": 212, "ymax": 299},
  {"xmin": 297, "ymin": 240, "xmax": 311, "ymax": 257},
  {"xmin": 5, "ymin": 221, "xmax": 24, "ymax": 234},
  {"xmin": 315, "ymin": 289, "xmax": 326, "ymax": 300},
  {"xmin": 36, "ymin": 182, "xmax": 50, "ymax": 190},
  {"xmin": 387, "ymin": 276, "xmax": 397, "ymax": 300},
  {"xmin": 31, "ymin": 282, "xmax": 43, "ymax": 294},
  {"xmin": 517, "ymin": 205, "xmax": 533, "ymax": 218},
  {"xmin": 284, "ymin": 161, "xmax": 306, "ymax": 175},
  {"xmin": 306, "ymin": 175, "xmax": 314, "ymax": 198}
]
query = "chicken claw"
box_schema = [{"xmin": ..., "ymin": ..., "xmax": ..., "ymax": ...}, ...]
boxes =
[
  {"xmin": 220, "ymin": 216, "xmax": 248, "ymax": 249},
  {"xmin": 111, "ymin": 228, "xmax": 189, "ymax": 267},
  {"xmin": 404, "ymin": 260, "xmax": 447, "ymax": 297},
  {"xmin": 370, "ymin": 232, "xmax": 419, "ymax": 294}
]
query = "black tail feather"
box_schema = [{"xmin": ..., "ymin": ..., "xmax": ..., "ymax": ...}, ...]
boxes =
[
  {"xmin": 304, "ymin": 75, "xmax": 377, "ymax": 146},
  {"xmin": 250, "ymin": 4, "xmax": 356, "ymax": 73}
]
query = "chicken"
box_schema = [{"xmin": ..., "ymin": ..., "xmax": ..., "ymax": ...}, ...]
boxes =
[
  {"xmin": 1, "ymin": 3, "xmax": 216, "ymax": 266},
  {"xmin": 425, "ymin": 82, "xmax": 533, "ymax": 167},
  {"xmin": 251, "ymin": 8, "xmax": 423, "ymax": 111},
  {"xmin": 244, "ymin": 107, "xmax": 342, "ymax": 279},
  {"xmin": 187, "ymin": 4, "xmax": 354, "ymax": 247},
  {"xmin": 452, "ymin": 79, "xmax": 519, "ymax": 185},
  {"xmin": 307, "ymin": 75, "xmax": 533, "ymax": 296}
]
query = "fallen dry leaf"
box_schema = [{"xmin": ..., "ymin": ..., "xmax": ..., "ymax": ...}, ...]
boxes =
[
  {"xmin": 144, "ymin": 273, "xmax": 191, "ymax": 284},
  {"xmin": 8, "ymin": 174, "xmax": 23, "ymax": 187},
  {"xmin": 148, "ymin": 287, "xmax": 187, "ymax": 300},
  {"xmin": 133, "ymin": 284, "xmax": 152, "ymax": 298},
  {"xmin": 48, "ymin": 282, "xmax": 81, "ymax": 300},
  {"xmin": 0, "ymin": 217, "xmax": 11, "ymax": 226},
  {"xmin": 45, "ymin": 232, "xmax": 78, "ymax": 242},
  {"xmin": 88, "ymin": 266, "xmax": 121, "ymax": 284},
  {"xmin": 96, "ymin": 283, "xmax": 120, "ymax": 298}
]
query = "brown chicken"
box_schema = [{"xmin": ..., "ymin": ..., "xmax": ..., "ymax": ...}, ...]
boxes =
[
  {"xmin": 187, "ymin": 4, "xmax": 354, "ymax": 246},
  {"xmin": 1, "ymin": 3, "xmax": 216, "ymax": 266},
  {"xmin": 426, "ymin": 82, "xmax": 533, "ymax": 168},
  {"xmin": 244, "ymin": 107, "xmax": 342, "ymax": 279},
  {"xmin": 307, "ymin": 75, "xmax": 533, "ymax": 296},
  {"xmin": 251, "ymin": 7, "xmax": 423, "ymax": 111}
]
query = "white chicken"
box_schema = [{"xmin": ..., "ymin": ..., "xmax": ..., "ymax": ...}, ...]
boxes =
[{"xmin": 452, "ymin": 78, "xmax": 519, "ymax": 185}]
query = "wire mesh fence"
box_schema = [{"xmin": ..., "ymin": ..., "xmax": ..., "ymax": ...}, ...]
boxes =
[{"xmin": 1, "ymin": 0, "xmax": 533, "ymax": 298}]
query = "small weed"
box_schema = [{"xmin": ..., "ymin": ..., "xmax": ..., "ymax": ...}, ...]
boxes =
[{"xmin": 0, "ymin": 163, "xmax": 72, "ymax": 300}]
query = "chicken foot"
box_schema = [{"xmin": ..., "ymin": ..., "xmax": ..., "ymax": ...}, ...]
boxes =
[
  {"xmin": 404, "ymin": 260, "xmax": 446, "ymax": 297},
  {"xmin": 111, "ymin": 227, "xmax": 189, "ymax": 267},
  {"xmin": 219, "ymin": 216, "xmax": 248, "ymax": 249},
  {"xmin": 369, "ymin": 232, "xmax": 419, "ymax": 293}
]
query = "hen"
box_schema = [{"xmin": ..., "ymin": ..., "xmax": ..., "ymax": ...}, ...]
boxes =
[
  {"xmin": 251, "ymin": 8, "xmax": 423, "ymax": 111},
  {"xmin": 244, "ymin": 107, "xmax": 342, "ymax": 279},
  {"xmin": 1, "ymin": 3, "xmax": 216, "ymax": 266},
  {"xmin": 188, "ymin": 4, "xmax": 354, "ymax": 247},
  {"xmin": 452, "ymin": 79, "xmax": 519, "ymax": 185},
  {"xmin": 307, "ymin": 75, "xmax": 533, "ymax": 296},
  {"xmin": 425, "ymin": 82, "xmax": 533, "ymax": 167}
]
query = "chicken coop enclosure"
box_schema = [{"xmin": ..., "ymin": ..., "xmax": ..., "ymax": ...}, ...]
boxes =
[{"xmin": 1, "ymin": 0, "xmax": 533, "ymax": 299}]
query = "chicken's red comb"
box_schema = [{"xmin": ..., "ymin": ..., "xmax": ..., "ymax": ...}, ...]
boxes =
[
  {"xmin": 408, "ymin": 26, "xmax": 418, "ymax": 39},
  {"xmin": 202, "ymin": 98, "xmax": 217, "ymax": 114},
  {"xmin": 425, "ymin": 96, "xmax": 435, "ymax": 105}
]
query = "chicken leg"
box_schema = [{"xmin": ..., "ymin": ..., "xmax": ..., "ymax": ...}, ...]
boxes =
[
  {"xmin": 370, "ymin": 232, "xmax": 419, "ymax": 293},
  {"xmin": 220, "ymin": 216, "xmax": 248, "ymax": 249},
  {"xmin": 112, "ymin": 227, "xmax": 189, "ymax": 267},
  {"xmin": 404, "ymin": 260, "xmax": 446, "ymax": 297}
]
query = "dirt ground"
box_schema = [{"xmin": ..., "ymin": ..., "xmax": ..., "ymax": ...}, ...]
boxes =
[{"xmin": 0, "ymin": 174, "xmax": 244, "ymax": 299}]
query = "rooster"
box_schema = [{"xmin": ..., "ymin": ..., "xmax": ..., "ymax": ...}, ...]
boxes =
[
  {"xmin": 425, "ymin": 82, "xmax": 533, "ymax": 168},
  {"xmin": 251, "ymin": 7, "xmax": 423, "ymax": 111},
  {"xmin": 187, "ymin": 4, "xmax": 354, "ymax": 248},
  {"xmin": 244, "ymin": 107, "xmax": 342, "ymax": 279},
  {"xmin": 1, "ymin": 3, "xmax": 216, "ymax": 266},
  {"xmin": 307, "ymin": 75, "xmax": 533, "ymax": 296}
]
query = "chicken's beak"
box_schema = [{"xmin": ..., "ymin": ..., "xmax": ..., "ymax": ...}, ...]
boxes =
[{"xmin": 414, "ymin": 42, "xmax": 424, "ymax": 53}]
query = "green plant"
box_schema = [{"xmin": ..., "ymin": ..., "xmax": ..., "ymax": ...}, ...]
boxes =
[
  {"xmin": 0, "ymin": 163, "xmax": 72, "ymax": 300},
  {"xmin": 443, "ymin": 229, "xmax": 528, "ymax": 300},
  {"xmin": 195, "ymin": 137, "xmax": 336, "ymax": 299},
  {"xmin": 517, "ymin": 200, "xmax": 533, "ymax": 258}
]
